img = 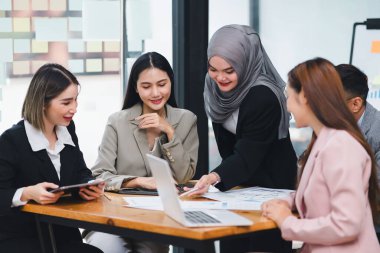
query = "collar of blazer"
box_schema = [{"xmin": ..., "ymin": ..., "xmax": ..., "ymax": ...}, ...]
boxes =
[{"xmin": 127, "ymin": 103, "xmax": 181, "ymax": 128}]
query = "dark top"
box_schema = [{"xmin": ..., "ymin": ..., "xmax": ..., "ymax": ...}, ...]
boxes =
[
  {"xmin": 0, "ymin": 120, "xmax": 93, "ymax": 243},
  {"xmin": 212, "ymin": 85, "xmax": 297, "ymax": 191}
]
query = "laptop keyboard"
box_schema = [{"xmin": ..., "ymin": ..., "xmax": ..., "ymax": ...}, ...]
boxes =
[{"xmin": 184, "ymin": 211, "xmax": 221, "ymax": 224}]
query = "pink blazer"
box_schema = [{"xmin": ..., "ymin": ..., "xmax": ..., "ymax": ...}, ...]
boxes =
[{"xmin": 281, "ymin": 127, "xmax": 379, "ymax": 253}]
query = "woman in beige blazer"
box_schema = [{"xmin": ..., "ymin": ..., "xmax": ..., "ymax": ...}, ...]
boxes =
[{"xmin": 85, "ymin": 52, "xmax": 199, "ymax": 253}]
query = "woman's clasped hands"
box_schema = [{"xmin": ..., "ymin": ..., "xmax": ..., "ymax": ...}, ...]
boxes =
[{"xmin": 135, "ymin": 113, "xmax": 174, "ymax": 140}]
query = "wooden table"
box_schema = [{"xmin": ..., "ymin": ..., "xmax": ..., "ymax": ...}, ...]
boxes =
[{"xmin": 22, "ymin": 193, "xmax": 277, "ymax": 253}]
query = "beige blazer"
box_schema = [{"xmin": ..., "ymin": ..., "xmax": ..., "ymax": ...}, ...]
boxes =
[
  {"xmin": 281, "ymin": 127, "xmax": 379, "ymax": 253},
  {"xmin": 92, "ymin": 103, "xmax": 199, "ymax": 191}
]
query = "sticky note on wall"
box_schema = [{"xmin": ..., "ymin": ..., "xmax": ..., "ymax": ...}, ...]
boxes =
[{"xmin": 371, "ymin": 41, "xmax": 380, "ymax": 53}]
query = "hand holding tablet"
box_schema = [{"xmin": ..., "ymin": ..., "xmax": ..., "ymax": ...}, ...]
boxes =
[{"xmin": 49, "ymin": 179, "xmax": 104, "ymax": 193}]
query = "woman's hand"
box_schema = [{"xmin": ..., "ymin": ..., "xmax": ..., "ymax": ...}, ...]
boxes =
[
  {"xmin": 79, "ymin": 180, "xmax": 105, "ymax": 201},
  {"xmin": 22, "ymin": 182, "xmax": 64, "ymax": 205},
  {"xmin": 183, "ymin": 173, "xmax": 218, "ymax": 196},
  {"xmin": 261, "ymin": 199, "xmax": 292, "ymax": 227},
  {"xmin": 135, "ymin": 113, "xmax": 174, "ymax": 141},
  {"xmin": 124, "ymin": 177, "xmax": 157, "ymax": 190}
]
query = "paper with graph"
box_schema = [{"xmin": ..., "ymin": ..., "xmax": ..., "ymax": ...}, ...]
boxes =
[{"xmin": 203, "ymin": 186, "xmax": 295, "ymax": 210}]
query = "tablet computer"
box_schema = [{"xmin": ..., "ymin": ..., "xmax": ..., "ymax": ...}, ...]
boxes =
[
  {"xmin": 118, "ymin": 187, "xmax": 158, "ymax": 196},
  {"xmin": 49, "ymin": 180, "xmax": 102, "ymax": 193},
  {"xmin": 117, "ymin": 183, "xmax": 195, "ymax": 196}
]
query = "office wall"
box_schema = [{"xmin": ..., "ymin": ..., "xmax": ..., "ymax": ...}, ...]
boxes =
[
  {"xmin": 258, "ymin": 0, "xmax": 380, "ymax": 156},
  {"xmin": 209, "ymin": 0, "xmax": 250, "ymax": 37},
  {"xmin": 260, "ymin": 0, "xmax": 380, "ymax": 79}
]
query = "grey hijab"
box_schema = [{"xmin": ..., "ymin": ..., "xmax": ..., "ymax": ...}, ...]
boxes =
[{"xmin": 204, "ymin": 24, "xmax": 290, "ymax": 139}]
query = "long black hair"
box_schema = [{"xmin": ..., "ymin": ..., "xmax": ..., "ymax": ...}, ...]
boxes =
[{"xmin": 122, "ymin": 52, "xmax": 177, "ymax": 110}]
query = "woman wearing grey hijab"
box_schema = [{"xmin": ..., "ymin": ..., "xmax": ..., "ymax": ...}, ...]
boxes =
[{"xmin": 186, "ymin": 25, "xmax": 297, "ymax": 252}]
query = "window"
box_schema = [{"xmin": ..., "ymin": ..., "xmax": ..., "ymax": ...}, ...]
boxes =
[{"xmin": 0, "ymin": 0, "xmax": 122, "ymax": 166}]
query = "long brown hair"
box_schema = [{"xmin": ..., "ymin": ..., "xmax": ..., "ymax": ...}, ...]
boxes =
[{"xmin": 288, "ymin": 57, "xmax": 379, "ymax": 220}]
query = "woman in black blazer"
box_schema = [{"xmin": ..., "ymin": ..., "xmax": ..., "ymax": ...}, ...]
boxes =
[
  {"xmin": 188, "ymin": 25, "xmax": 298, "ymax": 253},
  {"xmin": 210, "ymin": 85, "xmax": 297, "ymax": 190},
  {"xmin": 0, "ymin": 64, "xmax": 104, "ymax": 253}
]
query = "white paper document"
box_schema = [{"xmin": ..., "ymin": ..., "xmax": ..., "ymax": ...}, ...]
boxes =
[
  {"xmin": 123, "ymin": 196, "xmax": 230, "ymax": 211},
  {"xmin": 123, "ymin": 197, "xmax": 161, "ymax": 210},
  {"xmin": 123, "ymin": 187, "xmax": 294, "ymax": 211},
  {"xmin": 124, "ymin": 197, "xmax": 262, "ymax": 211},
  {"xmin": 203, "ymin": 186, "xmax": 295, "ymax": 210}
]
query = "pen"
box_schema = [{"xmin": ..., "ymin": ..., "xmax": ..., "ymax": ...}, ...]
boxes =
[
  {"xmin": 212, "ymin": 181, "xmax": 219, "ymax": 186},
  {"xmin": 179, "ymin": 181, "xmax": 219, "ymax": 198},
  {"xmin": 103, "ymin": 193, "xmax": 112, "ymax": 201},
  {"xmin": 179, "ymin": 187, "xmax": 199, "ymax": 197}
]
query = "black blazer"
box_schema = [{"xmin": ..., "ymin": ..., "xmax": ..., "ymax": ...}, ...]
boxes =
[
  {"xmin": 0, "ymin": 120, "xmax": 93, "ymax": 243},
  {"xmin": 212, "ymin": 85, "xmax": 297, "ymax": 191}
]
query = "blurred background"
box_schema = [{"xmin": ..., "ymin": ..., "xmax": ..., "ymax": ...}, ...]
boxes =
[{"xmin": 0, "ymin": 0, "xmax": 379, "ymax": 170}]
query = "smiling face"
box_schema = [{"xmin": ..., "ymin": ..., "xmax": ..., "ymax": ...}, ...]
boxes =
[
  {"xmin": 43, "ymin": 83, "xmax": 78, "ymax": 131},
  {"xmin": 136, "ymin": 67, "xmax": 171, "ymax": 114},
  {"xmin": 208, "ymin": 56, "xmax": 238, "ymax": 92},
  {"xmin": 285, "ymin": 85, "xmax": 311, "ymax": 128}
]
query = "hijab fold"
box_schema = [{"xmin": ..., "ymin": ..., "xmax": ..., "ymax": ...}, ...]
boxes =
[{"xmin": 204, "ymin": 24, "xmax": 290, "ymax": 139}]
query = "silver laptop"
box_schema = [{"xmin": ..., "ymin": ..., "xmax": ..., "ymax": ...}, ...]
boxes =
[{"xmin": 146, "ymin": 154, "xmax": 253, "ymax": 227}]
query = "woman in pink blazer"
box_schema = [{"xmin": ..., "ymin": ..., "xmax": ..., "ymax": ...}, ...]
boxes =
[{"xmin": 262, "ymin": 58, "xmax": 379, "ymax": 252}]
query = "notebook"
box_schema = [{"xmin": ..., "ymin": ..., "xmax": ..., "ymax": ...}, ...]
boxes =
[{"xmin": 146, "ymin": 154, "xmax": 253, "ymax": 227}]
